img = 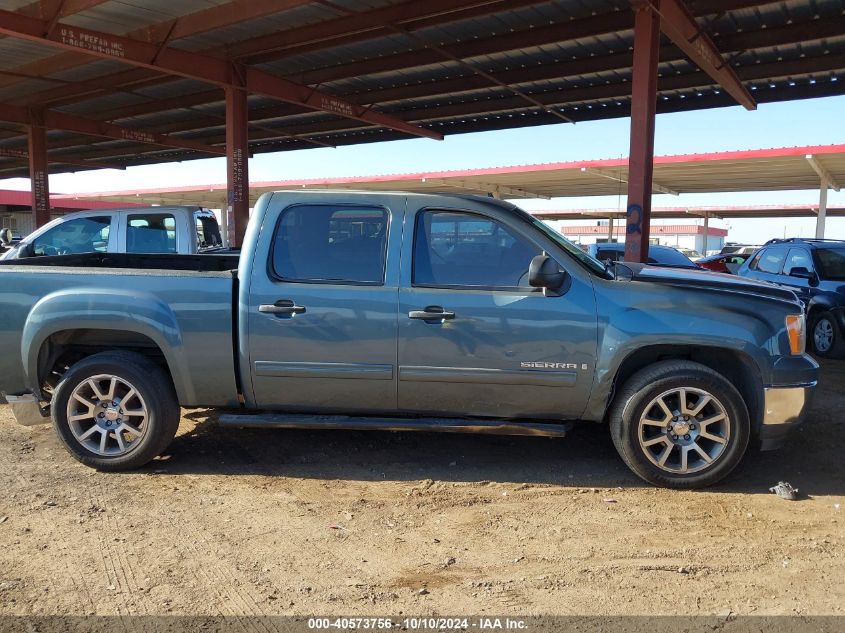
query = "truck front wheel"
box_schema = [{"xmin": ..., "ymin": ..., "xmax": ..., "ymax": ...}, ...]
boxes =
[
  {"xmin": 51, "ymin": 351, "xmax": 180, "ymax": 471},
  {"xmin": 609, "ymin": 360, "xmax": 750, "ymax": 489}
]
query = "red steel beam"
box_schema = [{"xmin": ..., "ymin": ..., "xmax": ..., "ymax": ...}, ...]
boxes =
[
  {"xmin": 229, "ymin": 0, "xmax": 532, "ymax": 63},
  {"xmin": 0, "ymin": 103, "xmax": 225, "ymax": 155},
  {"xmin": 225, "ymin": 81, "xmax": 249, "ymax": 247},
  {"xmin": 7, "ymin": 0, "xmax": 773, "ymax": 112},
  {"xmin": 0, "ymin": 9, "xmax": 441, "ymax": 141},
  {"xmin": 0, "ymin": 0, "xmax": 310, "ymax": 91},
  {"xmin": 0, "ymin": 145, "xmax": 124, "ymax": 170},
  {"xmin": 9, "ymin": 0, "xmax": 540, "ymax": 108},
  {"xmin": 653, "ymin": 0, "xmax": 756, "ymax": 110},
  {"xmin": 7, "ymin": 3, "xmax": 832, "ymax": 128},
  {"xmin": 5, "ymin": 44, "xmax": 838, "ymax": 158},
  {"xmin": 624, "ymin": 1, "xmax": 661, "ymax": 264},
  {"xmin": 27, "ymin": 111, "xmax": 51, "ymax": 228}
]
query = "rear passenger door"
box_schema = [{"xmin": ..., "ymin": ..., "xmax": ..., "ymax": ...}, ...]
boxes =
[{"xmin": 246, "ymin": 196, "xmax": 403, "ymax": 413}]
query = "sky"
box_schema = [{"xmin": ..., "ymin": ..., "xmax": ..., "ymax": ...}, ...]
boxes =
[{"xmin": 3, "ymin": 94, "xmax": 844, "ymax": 244}]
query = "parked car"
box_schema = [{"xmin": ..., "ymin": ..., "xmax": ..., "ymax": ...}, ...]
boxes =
[
  {"xmin": 677, "ymin": 248, "xmax": 703, "ymax": 260},
  {"xmin": 696, "ymin": 253, "xmax": 751, "ymax": 275},
  {"xmin": 737, "ymin": 237, "xmax": 845, "ymax": 358},
  {"xmin": 0, "ymin": 228, "xmax": 21, "ymax": 255},
  {"xmin": 1, "ymin": 206, "xmax": 224, "ymax": 260},
  {"xmin": 588, "ymin": 242, "xmax": 700, "ymax": 269},
  {"xmin": 720, "ymin": 244, "xmax": 760, "ymax": 256},
  {"xmin": 0, "ymin": 192, "xmax": 816, "ymax": 489}
]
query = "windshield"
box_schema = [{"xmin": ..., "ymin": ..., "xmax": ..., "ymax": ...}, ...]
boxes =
[
  {"xmin": 511, "ymin": 207, "xmax": 612, "ymax": 278},
  {"xmin": 814, "ymin": 247, "xmax": 845, "ymax": 280}
]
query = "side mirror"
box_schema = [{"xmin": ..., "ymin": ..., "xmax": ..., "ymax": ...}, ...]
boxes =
[
  {"xmin": 529, "ymin": 254, "xmax": 567, "ymax": 295},
  {"xmin": 789, "ymin": 266, "xmax": 815, "ymax": 279},
  {"xmin": 789, "ymin": 267, "xmax": 818, "ymax": 284}
]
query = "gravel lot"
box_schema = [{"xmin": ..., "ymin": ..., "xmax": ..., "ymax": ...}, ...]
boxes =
[{"xmin": 0, "ymin": 361, "xmax": 842, "ymax": 619}]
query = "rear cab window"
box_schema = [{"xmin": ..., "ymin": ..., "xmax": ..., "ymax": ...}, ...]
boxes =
[
  {"xmin": 126, "ymin": 213, "xmax": 177, "ymax": 253},
  {"xmin": 195, "ymin": 212, "xmax": 222, "ymax": 249},
  {"xmin": 271, "ymin": 205, "xmax": 389, "ymax": 284}
]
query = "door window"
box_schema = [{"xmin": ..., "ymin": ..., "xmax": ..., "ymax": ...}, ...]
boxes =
[
  {"xmin": 31, "ymin": 216, "xmax": 110, "ymax": 256},
  {"xmin": 195, "ymin": 213, "xmax": 222, "ymax": 248},
  {"xmin": 413, "ymin": 210, "xmax": 539, "ymax": 288},
  {"xmin": 751, "ymin": 246, "xmax": 788, "ymax": 274},
  {"xmin": 271, "ymin": 205, "xmax": 388, "ymax": 284},
  {"xmin": 126, "ymin": 213, "xmax": 177, "ymax": 253},
  {"xmin": 784, "ymin": 248, "xmax": 814, "ymax": 275}
]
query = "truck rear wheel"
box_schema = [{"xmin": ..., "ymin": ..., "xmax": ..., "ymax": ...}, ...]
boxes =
[
  {"xmin": 51, "ymin": 351, "xmax": 180, "ymax": 471},
  {"xmin": 609, "ymin": 360, "xmax": 750, "ymax": 489}
]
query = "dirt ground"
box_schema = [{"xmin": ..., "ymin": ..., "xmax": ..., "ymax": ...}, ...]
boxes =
[{"xmin": 0, "ymin": 362, "xmax": 842, "ymax": 620}]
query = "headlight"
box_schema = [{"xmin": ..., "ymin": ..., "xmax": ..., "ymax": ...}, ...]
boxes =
[{"xmin": 785, "ymin": 314, "xmax": 806, "ymax": 355}]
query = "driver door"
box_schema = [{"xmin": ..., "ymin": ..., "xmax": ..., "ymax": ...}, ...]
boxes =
[
  {"xmin": 29, "ymin": 214, "xmax": 115, "ymax": 256},
  {"xmin": 397, "ymin": 201, "xmax": 598, "ymax": 420}
]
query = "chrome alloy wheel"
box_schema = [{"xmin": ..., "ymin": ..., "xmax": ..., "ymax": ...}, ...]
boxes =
[
  {"xmin": 637, "ymin": 387, "xmax": 730, "ymax": 474},
  {"xmin": 66, "ymin": 374, "xmax": 149, "ymax": 456},
  {"xmin": 814, "ymin": 318, "xmax": 834, "ymax": 353}
]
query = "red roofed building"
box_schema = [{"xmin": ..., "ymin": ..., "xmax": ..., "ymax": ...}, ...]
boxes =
[
  {"xmin": 558, "ymin": 222, "xmax": 728, "ymax": 255},
  {"xmin": 0, "ymin": 189, "xmax": 142, "ymax": 237}
]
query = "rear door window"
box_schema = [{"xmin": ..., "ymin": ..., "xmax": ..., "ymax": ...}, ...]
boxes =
[
  {"xmin": 272, "ymin": 205, "xmax": 388, "ymax": 284},
  {"xmin": 126, "ymin": 213, "xmax": 177, "ymax": 253},
  {"xmin": 784, "ymin": 248, "xmax": 814, "ymax": 275}
]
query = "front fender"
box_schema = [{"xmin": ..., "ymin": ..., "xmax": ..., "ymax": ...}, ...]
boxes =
[
  {"xmin": 583, "ymin": 280, "xmax": 790, "ymax": 421},
  {"xmin": 22, "ymin": 288, "xmax": 192, "ymax": 402}
]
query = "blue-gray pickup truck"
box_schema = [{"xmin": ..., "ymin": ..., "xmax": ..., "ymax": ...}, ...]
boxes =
[{"xmin": 0, "ymin": 191, "xmax": 818, "ymax": 488}]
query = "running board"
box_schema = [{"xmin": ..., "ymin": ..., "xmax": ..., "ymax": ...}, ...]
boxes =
[{"xmin": 217, "ymin": 413, "xmax": 572, "ymax": 437}]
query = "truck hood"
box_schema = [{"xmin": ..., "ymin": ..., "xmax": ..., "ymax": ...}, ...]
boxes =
[{"xmin": 618, "ymin": 262, "xmax": 801, "ymax": 306}]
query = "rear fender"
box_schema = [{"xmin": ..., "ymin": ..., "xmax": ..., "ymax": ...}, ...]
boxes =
[{"xmin": 21, "ymin": 288, "xmax": 190, "ymax": 402}]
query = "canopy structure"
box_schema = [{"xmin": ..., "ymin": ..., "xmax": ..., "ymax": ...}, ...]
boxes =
[
  {"xmin": 0, "ymin": 0, "xmax": 843, "ymax": 251},
  {"xmin": 55, "ymin": 143, "xmax": 845, "ymax": 206}
]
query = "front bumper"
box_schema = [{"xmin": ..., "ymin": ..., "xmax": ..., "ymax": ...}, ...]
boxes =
[{"xmin": 758, "ymin": 382, "xmax": 816, "ymax": 450}]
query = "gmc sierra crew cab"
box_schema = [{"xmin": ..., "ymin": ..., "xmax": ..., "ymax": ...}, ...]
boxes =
[{"xmin": 0, "ymin": 191, "xmax": 818, "ymax": 488}]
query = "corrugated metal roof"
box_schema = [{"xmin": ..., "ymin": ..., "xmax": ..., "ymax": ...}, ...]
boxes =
[
  {"xmin": 51, "ymin": 143, "xmax": 845, "ymax": 207},
  {"xmin": 0, "ymin": 0, "xmax": 843, "ymax": 178}
]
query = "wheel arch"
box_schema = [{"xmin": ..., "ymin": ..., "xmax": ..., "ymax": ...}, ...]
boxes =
[
  {"xmin": 609, "ymin": 345, "xmax": 763, "ymax": 435},
  {"xmin": 22, "ymin": 288, "xmax": 191, "ymax": 403}
]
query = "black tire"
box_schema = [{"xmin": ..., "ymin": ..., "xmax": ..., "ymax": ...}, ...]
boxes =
[
  {"xmin": 609, "ymin": 360, "xmax": 750, "ymax": 489},
  {"xmin": 809, "ymin": 311, "xmax": 845, "ymax": 359},
  {"xmin": 51, "ymin": 351, "xmax": 180, "ymax": 471}
]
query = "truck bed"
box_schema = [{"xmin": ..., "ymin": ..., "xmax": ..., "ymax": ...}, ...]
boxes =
[{"xmin": 0, "ymin": 253, "xmax": 240, "ymax": 408}]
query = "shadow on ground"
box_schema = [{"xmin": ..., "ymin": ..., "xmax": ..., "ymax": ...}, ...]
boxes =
[{"xmin": 138, "ymin": 360, "xmax": 845, "ymax": 496}]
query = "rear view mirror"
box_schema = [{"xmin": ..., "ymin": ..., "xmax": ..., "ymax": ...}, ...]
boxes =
[{"xmin": 529, "ymin": 254, "xmax": 567, "ymax": 295}]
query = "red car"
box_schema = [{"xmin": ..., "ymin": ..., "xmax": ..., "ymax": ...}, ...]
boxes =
[{"xmin": 696, "ymin": 253, "xmax": 751, "ymax": 274}]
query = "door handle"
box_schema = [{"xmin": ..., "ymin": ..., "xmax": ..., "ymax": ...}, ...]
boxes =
[
  {"xmin": 408, "ymin": 306, "xmax": 455, "ymax": 321},
  {"xmin": 259, "ymin": 300, "xmax": 306, "ymax": 316}
]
